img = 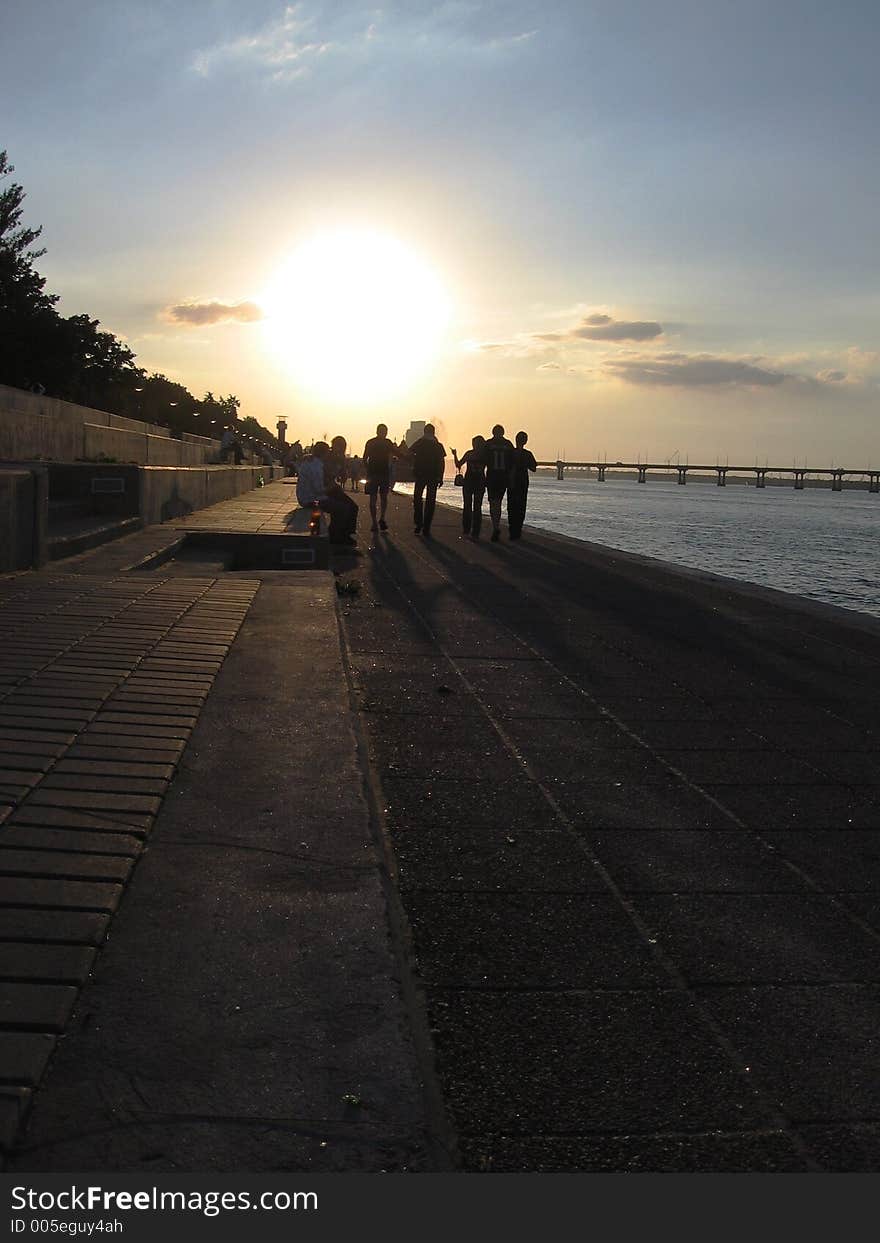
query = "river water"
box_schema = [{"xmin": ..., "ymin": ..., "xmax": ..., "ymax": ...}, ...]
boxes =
[{"xmin": 422, "ymin": 472, "xmax": 880, "ymax": 620}]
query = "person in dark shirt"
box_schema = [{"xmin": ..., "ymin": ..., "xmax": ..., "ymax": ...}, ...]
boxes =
[
  {"xmin": 452, "ymin": 435, "xmax": 487, "ymax": 540},
  {"xmin": 410, "ymin": 424, "xmax": 446, "ymax": 537},
  {"xmin": 362, "ymin": 423, "xmax": 400, "ymax": 532},
  {"xmin": 507, "ymin": 430, "xmax": 537, "ymax": 540},
  {"xmin": 481, "ymin": 424, "xmax": 514, "ymax": 542}
]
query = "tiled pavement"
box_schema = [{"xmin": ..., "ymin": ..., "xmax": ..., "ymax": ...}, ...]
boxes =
[
  {"xmin": 335, "ymin": 491, "xmax": 880, "ymax": 1171},
  {"xmin": 5, "ymin": 479, "xmax": 880, "ymax": 1171},
  {"xmin": 0, "ymin": 571, "xmax": 259, "ymax": 1149}
]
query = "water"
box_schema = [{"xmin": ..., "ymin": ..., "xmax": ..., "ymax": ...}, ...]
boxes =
[{"xmin": 424, "ymin": 473, "xmax": 880, "ymax": 619}]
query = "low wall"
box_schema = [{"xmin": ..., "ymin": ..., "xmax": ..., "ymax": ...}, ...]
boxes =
[
  {"xmin": 0, "ymin": 466, "xmax": 48, "ymax": 572},
  {"xmin": 140, "ymin": 465, "xmax": 284, "ymax": 525},
  {"xmin": 0, "ymin": 383, "xmax": 222, "ymax": 466}
]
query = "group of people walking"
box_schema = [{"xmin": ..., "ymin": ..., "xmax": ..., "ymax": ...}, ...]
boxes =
[{"xmin": 294, "ymin": 422, "xmax": 536, "ymax": 546}]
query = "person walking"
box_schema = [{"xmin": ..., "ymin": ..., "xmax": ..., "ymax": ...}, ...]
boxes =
[
  {"xmin": 410, "ymin": 424, "xmax": 446, "ymax": 537},
  {"xmin": 482, "ymin": 424, "xmax": 514, "ymax": 542},
  {"xmin": 507, "ymin": 430, "xmax": 537, "ymax": 540},
  {"xmin": 452, "ymin": 435, "xmax": 487, "ymax": 540},
  {"xmin": 348, "ymin": 455, "xmax": 362, "ymax": 491},
  {"xmin": 362, "ymin": 423, "xmax": 400, "ymax": 532}
]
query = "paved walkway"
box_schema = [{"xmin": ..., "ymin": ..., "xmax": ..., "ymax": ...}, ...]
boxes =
[{"xmin": 3, "ymin": 481, "xmax": 880, "ymax": 1170}]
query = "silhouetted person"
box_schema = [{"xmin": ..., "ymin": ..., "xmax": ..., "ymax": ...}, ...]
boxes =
[
  {"xmin": 482, "ymin": 424, "xmax": 514, "ymax": 542},
  {"xmin": 296, "ymin": 441, "xmax": 358, "ymax": 546},
  {"xmin": 452, "ymin": 435, "xmax": 487, "ymax": 540},
  {"xmin": 507, "ymin": 430, "xmax": 537, "ymax": 540},
  {"xmin": 348, "ymin": 455, "xmax": 362, "ymax": 490},
  {"xmin": 410, "ymin": 424, "xmax": 446, "ymax": 537},
  {"xmin": 363, "ymin": 423, "xmax": 401, "ymax": 532},
  {"xmin": 220, "ymin": 427, "xmax": 244, "ymax": 465}
]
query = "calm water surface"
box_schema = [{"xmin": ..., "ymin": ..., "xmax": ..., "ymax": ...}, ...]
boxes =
[{"xmin": 425, "ymin": 473, "xmax": 880, "ymax": 619}]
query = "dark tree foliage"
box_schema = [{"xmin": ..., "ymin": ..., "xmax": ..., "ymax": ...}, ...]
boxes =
[{"xmin": 0, "ymin": 151, "xmax": 248, "ymax": 438}]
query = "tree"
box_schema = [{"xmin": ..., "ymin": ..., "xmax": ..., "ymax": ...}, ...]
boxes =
[{"xmin": 0, "ymin": 150, "xmax": 61, "ymax": 388}]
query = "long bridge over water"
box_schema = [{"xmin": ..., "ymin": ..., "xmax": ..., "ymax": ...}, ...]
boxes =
[{"xmin": 536, "ymin": 461, "xmax": 880, "ymax": 491}]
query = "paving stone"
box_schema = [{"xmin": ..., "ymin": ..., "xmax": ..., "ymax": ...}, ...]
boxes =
[
  {"xmin": 40, "ymin": 774, "xmax": 168, "ymax": 796},
  {"xmin": 553, "ymin": 780, "xmax": 736, "ymax": 830},
  {"xmin": 392, "ymin": 827, "xmax": 605, "ymax": 892},
  {"xmin": 457, "ymin": 1131, "xmax": 810, "ymax": 1173},
  {"xmin": 0, "ymin": 848, "xmax": 133, "ymax": 883},
  {"xmin": 0, "ymin": 713, "xmax": 89, "ymax": 734},
  {"xmin": 653, "ymin": 750, "xmax": 828, "ymax": 785},
  {"xmin": 381, "ymin": 777, "xmax": 562, "ymax": 831},
  {"xmin": 0, "ymin": 730, "xmax": 73, "ymax": 749},
  {"xmin": 0, "ymin": 908, "xmax": 108, "ymax": 945},
  {"xmin": 408, "ymin": 892, "xmax": 665, "ymax": 988},
  {"xmin": 632, "ymin": 893, "xmax": 880, "ymax": 984},
  {"xmin": 101, "ymin": 702, "xmax": 201, "ymax": 721},
  {"xmin": 0, "ymin": 752, "xmax": 56, "ymax": 772},
  {"xmin": 73, "ymin": 734, "xmax": 185, "ymax": 755},
  {"xmin": 429, "ymin": 989, "xmax": 773, "ymax": 1133},
  {"xmin": 0, "ymin": 982, "xmax": 78, "ymax": 1031},
  {"xmin": 28, "ymin": 789, "xmax": 162, "ymax": 816},
  {"xmin": 54, "ymin": 759, "xmax": 175, "ymax": 780},
  {"xmin": 701, "ymin": 985, "xmax": 880, "ymax": 1121},
  {"xmin": 0, "ymin": 770, "xmax": 43, "ymax": 787},
  {"xmin": 9, "ymin": 806, "xmax": 154, "ymax": 835},
  {"xmin": 799, "ymin": 1125, "xmax": 880, "ymax": 1172},
  {"xmin": 0, "ymin": 783, "xmax": 32, "ymax": 801},
  {"xmin": 67, "ymin": 743, "xmax": 182, "ymax": 765},
  {"xmin": 0, "ymin": 943, "xmax": 96, "ymax": 984},
  {"xmin": 0, "ymin": 1033, "xmax": 54, "ymax": 1086},
  {"xmin": 579, "ymin": 829, "xmax": 809, "ymax": 893},
  {"xmin": 701, "ymin": 785, "xmax": 880, "ymax": 830},
  {"xmin": 87, "ymin": 720, "xmax": 191, "ymax": 735},
  {"xmin": 0, "ymin": 826, "xmax": 142, "ymax": 856},
  {"xmin": 0, "ymin": 876, "xmax": 123, "ymax": 911},
  {"xmin": 763, "ymin": 830, "xmax": 880, "ymax": 892}
]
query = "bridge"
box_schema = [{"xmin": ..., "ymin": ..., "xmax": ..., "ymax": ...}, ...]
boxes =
[{"xmin": 536, "ymin": 461, "xmax": 880, "ymax": 492}]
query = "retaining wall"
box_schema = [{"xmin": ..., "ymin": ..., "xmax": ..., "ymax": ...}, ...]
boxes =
[{"xmin": 0, "ymin": 383, "xmax": 222, "ymax": 466}]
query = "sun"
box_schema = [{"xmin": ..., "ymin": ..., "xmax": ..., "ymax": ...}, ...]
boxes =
[{"xmin": 260, "ymin": 229, "xmax": 450, "ymax": 404}]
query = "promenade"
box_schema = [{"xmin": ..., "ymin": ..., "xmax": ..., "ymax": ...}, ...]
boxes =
[{"xmin": 3, "ymin": 482, "xmax": 880, "ymax": 1171}]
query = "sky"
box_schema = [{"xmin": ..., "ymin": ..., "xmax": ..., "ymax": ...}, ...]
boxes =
[{"xmin": 3, "ymin": 0, "xmax": 880, "ymax": 464}]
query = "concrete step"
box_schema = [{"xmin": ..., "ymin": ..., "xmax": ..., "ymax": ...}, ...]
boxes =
[{"xmin": 48, "ymin": 516, "xmax": 144, "ymax": 562}]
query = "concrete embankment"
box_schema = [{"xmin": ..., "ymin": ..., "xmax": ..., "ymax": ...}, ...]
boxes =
[{"xmin": 5, "ymin": 483, "xmax": 880, "ymax": 1172}]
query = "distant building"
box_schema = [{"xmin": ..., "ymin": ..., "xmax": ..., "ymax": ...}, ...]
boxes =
[{"xmin": 404, "ymin": 420, "xmax": 426, "ymax": 447}]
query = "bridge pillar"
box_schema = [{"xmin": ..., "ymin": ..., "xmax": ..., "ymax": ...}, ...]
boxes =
[
  {"xmin": 597, "ymin": 465, "xmax": 606, "ymax": 482},
  {"xmin": 556, "ymin": 460, "xmax": 564, "ymax": 480},
  {"xmin": 716, "ymin": 468, "xmax": 727, "ymax": 486},
  {"xmin": 831, "ymin": 470, "xmax": 844, "ymax": 492},
  {"xmin": 755, "ymin": 470, "xmax": 766, "ymax": 488},
  {"xmin": 870, "ymin": 473, "xmax": 880, "ymax": 494},
  {"xmin": 677, "ymin": 467, "xmax": 688, "ymax": 485},
  {"xmin": 794, "ymin": 471, "xmax": 805, "ymax": 490},
  {"xmin": 637, "ymin": 466, "xmax": 647, "ymax": 484}
]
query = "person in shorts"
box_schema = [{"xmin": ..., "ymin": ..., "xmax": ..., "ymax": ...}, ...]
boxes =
[
  {"xmin": 362, "ymin": 423, "xmax": 401, "ymax": 532},
  {"xmin": 482, "ymin": 424, "xmax": 514, "ymax": 541}
]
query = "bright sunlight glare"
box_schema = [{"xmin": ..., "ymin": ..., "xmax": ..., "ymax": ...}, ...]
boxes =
[{"xmin": 260, "ymin": 230, "xmax": 451, "ymax": 404}]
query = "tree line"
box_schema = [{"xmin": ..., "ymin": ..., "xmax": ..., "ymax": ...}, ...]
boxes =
[{"xmin": 0, "ymin": 151, "xmax": 274, "ymax": 445}]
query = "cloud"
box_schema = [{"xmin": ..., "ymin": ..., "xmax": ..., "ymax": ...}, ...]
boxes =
[
  {"xmin": 192, "ymin": 4, "xmax": 539, "ymax": 83},
  {"xmin": 164, "ymin": 300, "xmax": 264, "ymax": 326},
  {"xmin": 570, "ymin": 313, "xmax": 664, "ymax": 342},
  {"xmin": 602, "ymin": 352, "xmax": 789, "ymax": 388},
  {"xmin": 537, "ymin": 361, "xmax": 562, "ymax": 371},
  {"xmin": 817, "ymin": 369, "xmax": 847, "ymax": 383}
]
